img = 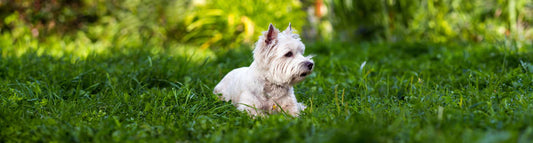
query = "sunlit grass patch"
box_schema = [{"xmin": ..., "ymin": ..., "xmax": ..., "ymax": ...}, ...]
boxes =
[{"xmin": 1, "ymin": 33, "xmax": 217, "ymax": 66}]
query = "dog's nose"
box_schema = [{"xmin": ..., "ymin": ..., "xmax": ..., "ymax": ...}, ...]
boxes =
[{"xmin": 305, "ymin": 62, "xmax": 314, "ymax": 70}]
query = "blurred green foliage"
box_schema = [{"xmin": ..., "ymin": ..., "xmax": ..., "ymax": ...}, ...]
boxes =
[
  {"xmin": 0, "ymin": 0, "xmax": 305, "ymax": 51},
  {"xmin": 182, "ymin": 0, "xmax": 306, "ymax": 49},
  {"xmin": 328, "ymin": 0, "xmax": 533, "ymax": 43},
  {"xmin": 0, "ymin": 0, "xmax": 532, "ymax": 51}
]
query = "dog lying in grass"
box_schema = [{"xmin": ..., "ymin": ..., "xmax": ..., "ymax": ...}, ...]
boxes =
[{"xmin": 214, "ymin": 23, "xmax": 314, "ymax": 116}]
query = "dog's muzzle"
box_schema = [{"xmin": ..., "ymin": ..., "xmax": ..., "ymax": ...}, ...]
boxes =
[
  {"xmin": 305, "ymin": 61, "xmax": 314, "ymax": 70},
  {"xmin": 299, "ymin": 61, "xmax": 314, "ymax": 77}
]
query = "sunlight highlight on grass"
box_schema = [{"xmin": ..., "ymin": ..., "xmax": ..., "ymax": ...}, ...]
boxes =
[{"xmin": 1, "ymin": 33, "xmax": 217, "ymax": 64}]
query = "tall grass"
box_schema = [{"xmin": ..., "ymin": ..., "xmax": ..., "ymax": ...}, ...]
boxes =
[{"xmin": 1, "ymin": 40, "xmax": 532, "ymax": 142}]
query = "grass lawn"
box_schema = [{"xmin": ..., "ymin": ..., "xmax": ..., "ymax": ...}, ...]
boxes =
[{"xmin": 1, "ymin": 41, "xmax": 533, "ymax": 142}]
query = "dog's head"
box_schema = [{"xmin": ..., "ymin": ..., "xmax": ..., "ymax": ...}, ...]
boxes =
[{"xmin": 253, "ymin": 23, "xmax": 314, "ymax": 85}]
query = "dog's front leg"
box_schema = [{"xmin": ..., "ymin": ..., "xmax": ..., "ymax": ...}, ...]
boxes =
[
  {"xmin": 276, "ymin": 94, "xmax": 305, "ymax": 117},
  {"xmin": 236, "ymin": 92, "xmax": 263, "ymax": 116}
]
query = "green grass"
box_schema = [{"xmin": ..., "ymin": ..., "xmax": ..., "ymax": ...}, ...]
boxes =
[{"xmin": 1, "ymin": 41, "xmax": 533, "ymax": 142}]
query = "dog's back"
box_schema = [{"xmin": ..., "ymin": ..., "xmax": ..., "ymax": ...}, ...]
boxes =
[{"xmin": 213, "ymin": 67, "xmax": 251, "ymax": 103}]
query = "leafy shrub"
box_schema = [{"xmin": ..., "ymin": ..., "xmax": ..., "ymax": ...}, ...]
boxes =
[
  {"xmin": 0, "ymin": 0, "xmax": 307, "ymax": 51},
  {"xmin": 326, "ymin": 0, "xmax": 533, "ymax": 43},
  {"xmin": 178, "ymin": 0, "xmax": 307, "ymax": 49}
]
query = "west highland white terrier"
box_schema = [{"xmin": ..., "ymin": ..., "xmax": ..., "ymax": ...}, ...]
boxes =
[{"xmin": 214, "ymin": 23, "xmax": 314, "ymax": 116}]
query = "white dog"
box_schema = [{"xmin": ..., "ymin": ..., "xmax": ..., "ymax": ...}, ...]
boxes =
[{"xmin": 214, "ymin": 23, "xmax": 314, "ymax": 116}]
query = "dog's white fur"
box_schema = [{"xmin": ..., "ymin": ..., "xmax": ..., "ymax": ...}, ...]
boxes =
[{"xmin": 214, "ymin": 24, "xmax": 314, "ymax": 116}]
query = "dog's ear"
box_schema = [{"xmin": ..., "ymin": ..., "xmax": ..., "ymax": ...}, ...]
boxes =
[
  {"xmin": 283, "ymin": 23, "xmax": 292, "ymax": 34},
  {"xmin": 265, "ymin": 23, "xmax": 278, "ymax": 45},
  {"xmin": 282, "ymin": 23, "xmax": 300, "ymax": 39}
]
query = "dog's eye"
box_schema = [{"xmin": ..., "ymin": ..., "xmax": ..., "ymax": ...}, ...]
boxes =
[{"xmin": 284, "ymin": 52, "xmax": 293, "ymax": 57}]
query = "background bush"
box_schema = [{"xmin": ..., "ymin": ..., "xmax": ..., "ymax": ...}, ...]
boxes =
[
  {"xmin": 2, "ymin": 0, "xmax": 532, "ymax": 52},
  {"xmin": 1, "ymin": 0, "xmax": 306, "ymax": 52},
  {"xmin": 327, "ymin": 0, "xmax": 533, "ymax": 43}
]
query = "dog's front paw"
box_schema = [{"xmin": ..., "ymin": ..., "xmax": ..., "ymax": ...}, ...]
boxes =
[
  {"xmin": 297, "ymin": 102, "xmax": 307, "ymax": 111},
  {"xmin": 237, "ymin": 104, "xmax": 263, "ymax": 116}
]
